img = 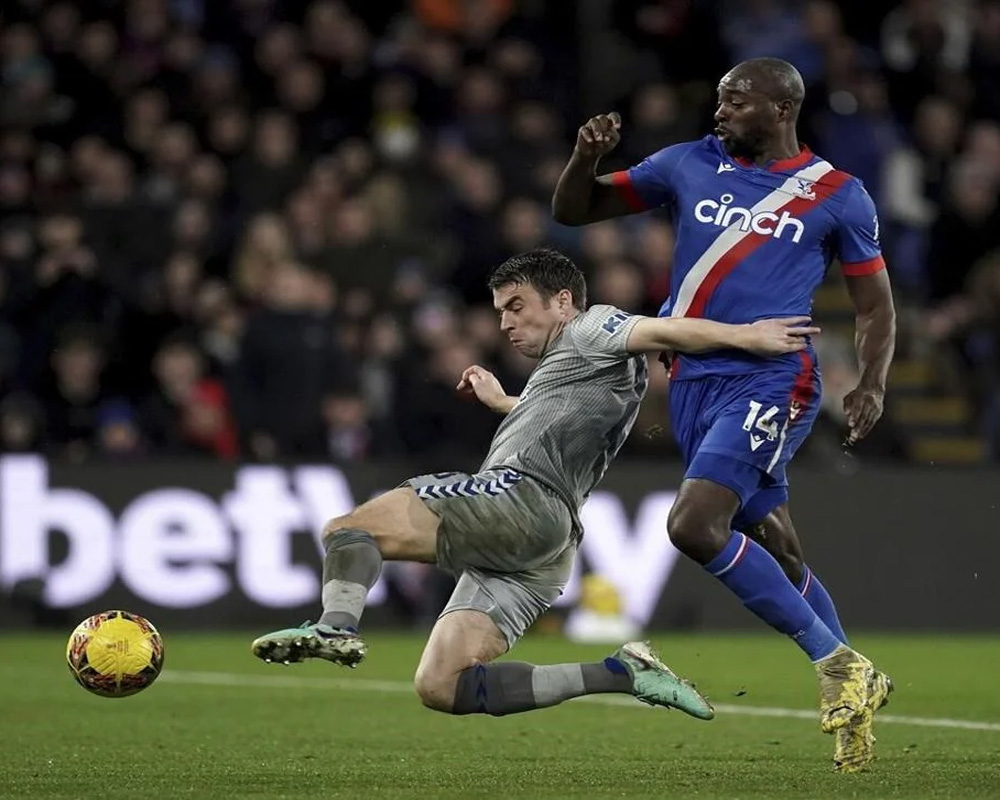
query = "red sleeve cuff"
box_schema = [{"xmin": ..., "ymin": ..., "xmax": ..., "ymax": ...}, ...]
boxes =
[
  {"xmin": 610, "ymin": 171, "xmax": 648, "ymax": 212},
  {"xmin": 841, "ymin": 255, "xmax": 886, "ymax": 276}
]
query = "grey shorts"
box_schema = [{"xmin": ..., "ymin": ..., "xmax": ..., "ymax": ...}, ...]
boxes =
[{"xmin": 404, "ymin": 468, "xmax": 576, "ymax": 647}]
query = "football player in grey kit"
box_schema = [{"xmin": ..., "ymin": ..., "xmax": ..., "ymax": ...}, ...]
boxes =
[{"xmin": 251, "ymin": 248, "xmax": 817, "ymax": 720}]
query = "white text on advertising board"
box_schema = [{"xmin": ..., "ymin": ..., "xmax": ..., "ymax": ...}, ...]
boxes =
[{"xmin": 0, "ymin": 456, "xmax": 680, "ymax": 625}]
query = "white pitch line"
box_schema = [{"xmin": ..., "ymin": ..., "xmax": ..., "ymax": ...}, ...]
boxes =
[{"xmin": 158, "ymin": 670, "xmax": 1000, "ymax": 733}]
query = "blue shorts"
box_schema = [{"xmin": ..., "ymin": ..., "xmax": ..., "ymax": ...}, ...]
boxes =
[{"xmin": 669, "ymin": 363, "xmax": 821, "ymax": 528}]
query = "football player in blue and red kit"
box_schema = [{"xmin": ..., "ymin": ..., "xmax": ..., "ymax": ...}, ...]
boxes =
[{"xmin": 552, "ymin": 58, "xmax": 896, "ymax": 773}]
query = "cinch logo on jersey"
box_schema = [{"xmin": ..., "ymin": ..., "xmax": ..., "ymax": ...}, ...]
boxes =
[{"xmin": 694, "ymin": 193, "xmax": 806, "ymax": 243}]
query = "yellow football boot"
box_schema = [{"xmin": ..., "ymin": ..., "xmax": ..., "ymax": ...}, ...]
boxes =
[{"xmin": 833, "ymin": 669, "xmax": 894, "ymax": 773}]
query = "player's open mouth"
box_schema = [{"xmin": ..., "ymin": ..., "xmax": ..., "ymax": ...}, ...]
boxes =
[{"xmin": 715, "ymin": 127, "xmax": 731, "ymax": 139}]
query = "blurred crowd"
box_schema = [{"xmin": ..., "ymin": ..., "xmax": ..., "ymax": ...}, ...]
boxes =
[{"xmin": 1, "ymin": 0, "xmax": 998, "ymax": 464}]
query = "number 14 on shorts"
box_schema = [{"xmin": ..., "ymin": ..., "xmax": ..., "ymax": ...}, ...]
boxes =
[{"xmin": 742, "ymin": 400, "xmax": 780, "ymax": 451}]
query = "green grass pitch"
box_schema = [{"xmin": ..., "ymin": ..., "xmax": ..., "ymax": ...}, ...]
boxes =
[{"xmin": 2, "ymin": 631, "xmax": 999, "ymax": 799}]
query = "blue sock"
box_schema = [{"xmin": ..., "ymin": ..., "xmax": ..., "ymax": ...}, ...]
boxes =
[
  {"xmin": 798, "ymin": 566, "xmax": 848, "ymax": 645},
  {"xmin": 706, "ymin": 532, "xmax": 842, "ymax": 662}
]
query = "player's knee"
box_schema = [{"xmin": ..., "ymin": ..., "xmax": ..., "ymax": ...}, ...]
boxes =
[
  {"xmin": 665, "ymin": 502, "xmax": 705, "ymax": 556},
  {"xmin": 667, "ymin": 502, "xmax": 730, "ymax": 564},
  {"xmin": 320, "ymin": 514, "xmax": 387, "ymax": 554},
  {"xmin": 320, "ymin": 515, "xmax": 357, "ymax": 547},
  {"xmin": 413, "ymin": 665, "xmax": 456, "ymax": 714}
]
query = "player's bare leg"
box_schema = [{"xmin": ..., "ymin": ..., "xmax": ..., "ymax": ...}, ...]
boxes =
[
  {"xmin": 744, "ymin": 506, "xmax": 894, "ymax": 771},
  {"xmin": 251, "ymin": 487, "xmax": 440, "ymax": 667},
  {"xmin": 742, "ymin": 506, "xmax": 806, "ymax": 586},
  {"xmin": 667, "ymin": 479, "xmax": 882, "ymax": 737},
  {"xmin": 414, "ymin": 609, "xmax": 714, "ymax": 720},
  {"xmin": 413, "ymin": 609, "xmax": 508, "ymax": 711}
]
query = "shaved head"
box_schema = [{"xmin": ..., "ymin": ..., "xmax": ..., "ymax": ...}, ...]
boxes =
[
  {"xmin": 721, "ymin": 58, "xmax": 805, "ymax": 116},
  {"xmin": 714, "ymin": 58, "xmax": 806, "ymax": 162}
]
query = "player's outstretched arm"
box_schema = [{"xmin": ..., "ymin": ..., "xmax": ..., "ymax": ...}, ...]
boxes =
[
  {"xmin": 456, "ymin": 365, "xmax": 518, "ymax": 415},
  {"xmin": 625, "ymin": 316, "xmax": 820, "ymax": 356},
  {"xmin": 843, "ymin": 269, "xmax": 896, "ymax": 444},
  {"xmin": 552, "ymin": 112, "xmax": 640, "ymax": 225}
]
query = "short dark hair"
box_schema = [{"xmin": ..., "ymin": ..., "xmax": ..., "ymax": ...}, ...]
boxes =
[{"xmin": 487, "ymin": 248, "xmax": 587, "ymax": 310}]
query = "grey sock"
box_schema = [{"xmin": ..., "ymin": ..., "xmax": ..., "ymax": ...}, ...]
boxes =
[
  {"xmin": 452, "ymin": 660, "xmax": 634, "ymax": 716},
  {"xmin": 317, "ymin": 528, "xmax": 382, "ymax": 630}
]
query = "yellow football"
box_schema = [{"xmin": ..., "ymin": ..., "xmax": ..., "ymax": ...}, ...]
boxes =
[{"xmin": 66, "ymin": 610, "xmax": 164, "ymax": 698}]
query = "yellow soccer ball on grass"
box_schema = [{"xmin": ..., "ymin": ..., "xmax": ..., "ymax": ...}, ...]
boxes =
[{"xmin": 66, "ymin": 610, "xmax": 164, "ymax": 698}]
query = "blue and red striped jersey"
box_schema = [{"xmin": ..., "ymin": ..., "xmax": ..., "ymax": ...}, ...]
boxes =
[{"xmin": 613, "ymin": 135, "xmax": 884, "ymax": 380}]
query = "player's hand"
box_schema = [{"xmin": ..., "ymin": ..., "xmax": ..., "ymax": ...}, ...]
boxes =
[
  {"xmin": 842, "ymin": 384, "xmax": 885, "ymax": 446},
  {"xmin": 744, "ymin": 317, "xmax": 820, "ymax": 355},
  {"xmin": 575, "ymin": 112, "xmax": 622, "ymax": 160},
  {"xmin": 456, "ymin": 365, "xmax": 510, "ymax": 413}
]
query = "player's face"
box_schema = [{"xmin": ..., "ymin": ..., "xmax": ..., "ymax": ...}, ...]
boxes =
[
  {"xmin": 493, "ymin": 282, "xmax": 571, "ymax": 359},
  {"xmin": 714, "ymin": 79, "xmax": 778, "ymax": 159}
]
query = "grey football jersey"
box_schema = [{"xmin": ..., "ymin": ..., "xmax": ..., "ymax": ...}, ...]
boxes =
[{"xmin": 481, "ymin": 304, "xmax": 648, "ymax": 535}]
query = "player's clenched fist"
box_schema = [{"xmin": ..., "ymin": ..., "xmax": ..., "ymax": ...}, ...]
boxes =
[{"xmin": 575, "ymin": 112, "xmax": 622, "ymax": 159}]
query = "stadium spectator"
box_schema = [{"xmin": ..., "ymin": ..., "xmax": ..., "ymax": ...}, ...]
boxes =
[
  {"xmin": 881, "ymin": 95, "xmax": 963, "ymax": 293},
  {"xmin": 880, "ymin": 0, "xmax": 971, "ymax": 122},
  {"xmin": 38, "ymin": 328, "xmax": 111, "ymax": 462},
  {"xmin": 321, "ymin": 382, "xmax": 401, "ymax": 462},
  {"xmin": 233, "ymin": 260, "xmax": 345, "ymax": 459},
  {"xmin": 0, "ymin": 392, "xmax": 44, "ymax": 453},
  {"xmin": 925, "ymin": 247, "xmax": 1000, "ymax": 454},
  {"xmin": 141, "ymin": 336, "xmax": 239, "ymax": 458},
  {"xmin": 925, "ymin": 160, "xmax": 1000, "ymax": 304}
]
